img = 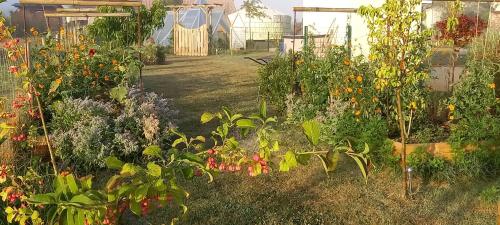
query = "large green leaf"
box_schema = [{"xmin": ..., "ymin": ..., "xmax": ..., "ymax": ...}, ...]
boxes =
[
  {"xmin": 236, "ymin": 119, "xmax": 256, "ymax": 128},
  {"xmin": 105, "ymin": 156, "xmax": 124, "ymax": 170},
  {"xmin": 147, "ymin": 162, "xmax": 162, "ymax": 177},
  {"xmin": 318, "ymin": 150, "xmax": 340, "ymax": 174},
  {"xmin": 284, "ymin": 151, "xmax": 298, "ymax": 168},
  {"xmin": 279, "ymin": 159, "xmax": 289, "ymax": 172},
  {"xmin": 29, "ymin": 194, "xmax": 56, "ymax": 204},
  {"xmin": 350, "ymin": 155, "xmax": 369, "ymax": 183},
  {"xmin": 109, "ymin": 86, "xmax": 128, "ymax": 103},
  {"xmin": 143, "ymin": 145, "xmax": 162, "ymax": 159},
  {"xmin": 302, "ymin": 120, "xmax": 321, "ymax": 146},
  {"xmin": 66, "ymin": 174, "xmax": 79, "ymax": 194},
  {"xmin": 260, "ymin": 101, "xmax": 267, "ymax": 118},
  {"xmin": 296, "ymin": 153, "xmax": 312, "ymax": 165},
  {"xmin": 120, "ymin": 163, "xmax": 139, "ymax": 177},
  {"xmin": 70, "ymin": 194, "xmax": 95, "ymax": 205},
  {"xmin": 201, "ymin": 112, "xmax": 215, "ymax": 124}
]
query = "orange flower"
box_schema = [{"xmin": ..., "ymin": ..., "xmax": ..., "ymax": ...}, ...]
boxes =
[
  {"xmin": 357, "ymin": 88, "xmax": 363, "ymax": 94},
  {"xmin": 346, "ymin": 87, "xmax": 353, "ymax": 93},
  {"xmin": 112, "ymin": 59, "xmax": 118, "ymax": 65},
  {"xmin": 375, "ymin": 108, "xmax": 382, "ymax": 114},
  {"xmin": 55, "ymin": 77, "xmax": 63, "ymax": 84},
  {"xmin": 488, "ymin": 83, "xmax": 496, "ymax": 89},
  {"xmin": 343, "ymin": 58, "xmax": 350, "ymax": 66},
  {"xmin": 104, "ymin": 75, "xmax": 110, "ymax": 81},
  {"xmin": 60, "ymin": 171, "xmax": 70, "ymax": 177},
  {"xmin": 99, "ymin": 64, "xmax": 105, "ymax": 68},
  {"xmin": 356, "ymin": 75, "xmax": 363, "ymax": 83}
]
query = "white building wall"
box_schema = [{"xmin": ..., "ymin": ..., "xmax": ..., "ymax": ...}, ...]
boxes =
[{"xmin": 301, "ymin": 0, "xmax": 382, "ymax": 56}]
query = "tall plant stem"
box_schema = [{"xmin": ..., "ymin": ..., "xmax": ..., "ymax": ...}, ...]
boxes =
[
  {"xmin": 34, "ymin": 92, "xmax": 58, "ymax": 175},
  {"xmin": 396, "ymin": 88, "xmax": 408, "ymax": 197}
]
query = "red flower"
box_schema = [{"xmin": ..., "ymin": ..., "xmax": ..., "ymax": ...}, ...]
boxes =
[
  {"xmin": 8, "ymin": 66, "xmax": 18, "ymax": 74},
  {"xmin": 89, "ymin": 48, "xmax": 96, "ymax": 57}
]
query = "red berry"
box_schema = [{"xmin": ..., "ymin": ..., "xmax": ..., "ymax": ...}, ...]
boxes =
[
  {"xmin": 252, "ymin": 154, "xmax": 260, "ymax": 162},
  {"xmin": 207, "ymin": 149, "xmax": 215, "ymax": 155},
  {"xmin": 235, "ymin": 165, "xmax": 241, "ymax": 171},
  {"xmin": 228, "ymin": 165, "xmax": 235, "ymax": 172},
  {"xmin": 259, "ymin": 160, "xmax": 267, "ymax": 166},
  {"xmin": 218, "ymin": 163, "xmax": 226, "ymax": 171}
]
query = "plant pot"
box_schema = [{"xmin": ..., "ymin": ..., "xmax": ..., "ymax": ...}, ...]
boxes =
[{"xmin": 392, "ymin": 141, "xmax": 477, "ymax": 161}]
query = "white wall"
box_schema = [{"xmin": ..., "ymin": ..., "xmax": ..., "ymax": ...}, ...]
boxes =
[{"xmin": 301, "ymin": 0, "xmax": 382, "ymax": 56}]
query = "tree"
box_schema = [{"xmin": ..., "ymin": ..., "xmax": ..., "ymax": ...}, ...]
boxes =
[
  {"xmin": 359, "ymin": 0, "xmax": 432, "ymax": 197},
  {"xmin": 435, "ymin": 0, "xmax": 487, "ymax": 91},
  {"xmin": 241, "ymin": 0, "xmax": 266, "ymax": 42},
  {"xmin": 87, "ymin": 0, "xmax": 167, "ymax": 47}
]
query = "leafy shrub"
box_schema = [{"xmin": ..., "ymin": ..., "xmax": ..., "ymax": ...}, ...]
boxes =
[
  {"xmin": 142, "ymin": 40, "xmax": 168, "ymax": 65},
  {"xmin": 407, "ymin": 147, "xmax": 448, "ymax": 181},
  {"xmin": 258, "ymin": 52, "xmax": 295, "ymax": 112},
  {"xmin": 50, "ymin": 90, "xmax": 177, "ymax": 171},
  {"xmin": 87, "ymin": 0, "xmax": 167, "ymax": 47},
  {"xmin": 448, "ymin": 57, "xmax": 499, "ymax": 147},
  {"xmin": 29, "ymin": 35, "xmax": 141, "ymax": 106}
]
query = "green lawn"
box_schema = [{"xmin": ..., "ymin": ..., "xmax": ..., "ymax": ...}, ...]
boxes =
[{"xmin": 131, "ymin": 54, "xmax": 498, "ymax": 225}]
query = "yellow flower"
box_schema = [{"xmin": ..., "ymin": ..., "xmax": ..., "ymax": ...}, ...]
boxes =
[
  {"xmin": 355, "ymin": 110, "xmax": 361, "ymax": 116},
  {"xmin": 449, "ymin": 115, "xmax": 454, "ymax": 120},
  {"xmin": 488, "ymin": 83, "xmax": 496, "ymax": 89},
  {"xmin": 346, "ymin": 87, "xmax": 353, "ymax": 93},
  {"xmin": 448, "ymin": 104, "xmax": 455, "ymax": 111},
  {"xmin": 99, "ymin": 64, "xmax": 104, "ymax": 68},
  {"xmin": 55, "ymin": 77, "xmax": 62, "ymax": 84},
  {"xmin": 410, "ymin": 101, "xmax": 417, "ymax": 110},
  {"xmin": 372, "ymin": 97, "xmax": 379, "ymax": 103},
  {"xmin": 79, "ymin": 45, "xmax": 86, "ymax": 51},
  {"xmin": 356, "ymin": 75, "xmax": 363, "ymax": 83},
  {"xmin": 351, "ymin": 97, "xmax": 357, "ymax": 104}
]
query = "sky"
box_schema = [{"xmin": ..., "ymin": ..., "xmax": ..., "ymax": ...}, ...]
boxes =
[{"xmin": 234, "ymin": 0, "xmax": 302, "ymax": 16}]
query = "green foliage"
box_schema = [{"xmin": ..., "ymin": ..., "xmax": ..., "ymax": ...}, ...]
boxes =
[
  {"xmin": 29, "ymin": 35, "xmax": 140, "ymax": 106},
  {"xmin": 448, "ymin": 55, "xmax": 499, "ymax": 147},
  {"xmin": 407, "ymin": 147, "xmax": 447, "ymax": 181},
  {"xmin": 480, "ymin": 184, "xmax": 500, "ymax": 204},
  {"xmin": 87, "ymin": 0, "xmax": 167, "ymax": 47},
  {"xmin": 241, "ymin": 0, "xmax": 266, "ymax": 19},
  {"xmin": 258, "ymin": 52, "xmax": 294, "ymax": 112}
]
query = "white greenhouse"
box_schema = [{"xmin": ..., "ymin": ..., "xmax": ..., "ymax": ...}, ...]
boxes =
[{"xmin": 228, "ymin": 6, "xmax": 292, "ymax": 50}]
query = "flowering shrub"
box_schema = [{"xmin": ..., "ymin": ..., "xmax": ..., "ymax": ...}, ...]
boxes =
[
  {"xmin": 435, "ymin": 14, "xmax": 487, "ymax": 47},
  {"xmin": 50, "ymin": 89, "xmax": 177, "ymax": 171},
  {"xmin": 28, "ymin": 33, "xmax": 141, "ymax": 106}
]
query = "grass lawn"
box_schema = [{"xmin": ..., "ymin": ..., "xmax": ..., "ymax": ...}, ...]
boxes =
[{"xmin": 130, "ymin": 54, "xmax": 499, "ymax": 225}]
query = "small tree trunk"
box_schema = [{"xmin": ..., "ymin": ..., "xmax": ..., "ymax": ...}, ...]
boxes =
[{"xmin": 396, "ymin": 88, "xmax": 408, "ymax": 197}]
